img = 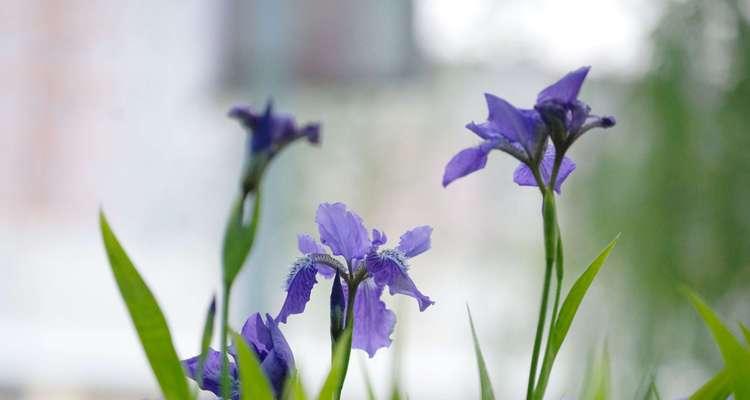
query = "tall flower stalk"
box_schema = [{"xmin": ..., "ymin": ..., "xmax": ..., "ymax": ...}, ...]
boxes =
[{"xmin": 444, "ymin": 66, "xmax": 616, "ymax": 399}]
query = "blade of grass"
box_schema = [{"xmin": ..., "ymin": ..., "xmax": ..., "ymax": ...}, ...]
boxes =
[
  {"xmin": 684, "ymin": 289, "xmax": 750, "ymax": 399},
  {"xmin": 318, "ymin": 329, "xmax": 353, "ymax": 400},
  {"xmin": 195, "ymin": 295, "xmax": 217, "ymax": 388},
  {"xmin": 467, "ymin": 305, "xmax": 496, "ymax": 400},
  {"xmin": 222, "ymin": 190, "xmax": 262, "ymax": 288},
  {"xmin": 283, "ymin": 371, "xmax": 309, "ymax": 400},
  {"xmin": 740, "ymin": 322, "xmax": 750, "ymax": 347},
  {"xmin": 99, "ymin": 211, "xmax": 190, "ymax": 400},
  {"xmin": 689, "ymin": 369, "xmax": 732, "ymax": 400},
  {"xmin": 231, "ymin": 330, "xmax": 275, "ymax": 400},
  {"xmin": 360, "ymin": 359, "xmax": 377, "ymax": 400},
  {"xmin": 534, "ymin": 235, "xmax": 619, "ymax": 399}
]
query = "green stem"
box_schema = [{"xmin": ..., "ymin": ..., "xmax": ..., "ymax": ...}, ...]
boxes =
[
  {"xmin": 526, "ymin": 189, "xmax": 558, "ymax": 400},
  {"xmin": 334, "ymin": 280, "xmax": 358, "ymax": 400},
  {"xmin": 220, "ymin": 283, "xmax": 232, "ymax": 400},
  {"xmin": 534, "ymin": 229, "xmax": 563, "ymax": 399}
]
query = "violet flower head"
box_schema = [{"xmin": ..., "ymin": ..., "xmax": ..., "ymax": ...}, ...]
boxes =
[
  {"xmin": 276, "ymin": 202, "xmax": 434, "ymax": 358},
  {"xmin": 443, "ymin": 66, "xmax": 615, "ymax": 194},
  {"xmin": 183, "ymin": 312, "xmax": 295, "ymax": 399},
  {"xmin": 229, "ymin": 100, "xmax": 320, "ymax": 195}
]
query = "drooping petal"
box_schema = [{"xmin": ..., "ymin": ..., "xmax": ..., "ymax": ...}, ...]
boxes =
[
  {"xmin": 316, "ymin": 203, "xmax": 371, "ymax": 265},
  {"xmin": 513, "ymin": 146, "xmax": 576, "ymax": 193},
  {"xmin": 349, "ymin": 279, "xmax": 396, "ymax": 358},
  {"xmin": 537, "ymin": 66, "xmax": 590, "ymax": 105},
  {"xmin": 183, "ymin": 348, "xmax": 238, "ymax": 398},
  {"xmin": 441, "ymin": 141, "xmax": 495, "ymax": 187},
  {"xmin": 367, "ymin": 250, "xmax": 434, "ymax": 312},
  {"xmin": 277, "ymin": 258, "xmax": 318, "ymax": 323},
  {"xmin": 297, "ymin": 234, "xmax": 335, "ymax": 278},
  {"xmin": 259, "ymin": 314, "xmax": 295, "ymax": 395},
  {"xmin": 397, "ymin": 226, "xmax": 432, "ymax": 258},
  {"xmin": 238, "ymin": 312, "xmax": 272, "ymax": 359}
]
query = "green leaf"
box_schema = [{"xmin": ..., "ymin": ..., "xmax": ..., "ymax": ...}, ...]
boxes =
[
  {"xmin": 740, "ymin": 322, "xmax": 750, "ymax": 347},
  {"xmin": 283, "ymin": 371, "xmax": 309, "ymax": 400},
  {"xmin": 580, "ymin": 344, "xmax": 611, "ymax": 400},
  {"xmin": 466, "ymin": 305, "xmax": 496, "ymax": 400},
  {"xmin": 231, "ymin": 330, "xmax": 275, "ymax": 400},
  {"xmin": 533, "ymin": 235, "xmax": 619, "ymax": 399},
  {"xmin": 689, "ymin": 369, "xmax": 732, "ymax": 400},
  {"xmin": 360, "ymin": 361, "xmax": 377, "ymax": 400},
  {"xmin": 99, "ymin": 211, "xmax": 191, "ymax": 400},
  {"xmin": 222, "ymin": 190, "xmax": 262, "ymax": 288},
  {"xmin": 196, "ymin": 295, "xmax": 217, "ymax": 388},
  {"xmin": 684, "ymin": 289, "xmax": 750, "ymax": 400},
  {"xmin": 318, "ymin": 329, "xmax": 353, "ymax": 400}
]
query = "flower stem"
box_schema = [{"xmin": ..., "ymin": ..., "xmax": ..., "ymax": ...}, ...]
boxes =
[
  {"xmin": 334, "ymin": 281, "xmax": 358, "ymax": 400},
  {"xmin": 533, "ymin": 229, "xmax": 563, "ymax": 399},
  {"xmin": 219, "ymin": 282, "xmax": 232, "ymax": 400},
  {"xmin": 526, "ymin": 189, "xmax": 558, "ymax": 400}
]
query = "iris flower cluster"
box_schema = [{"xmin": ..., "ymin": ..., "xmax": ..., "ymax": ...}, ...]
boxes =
[{"xmin": 442, "ymin": 66, "xmax": 615, "ymax": 192}]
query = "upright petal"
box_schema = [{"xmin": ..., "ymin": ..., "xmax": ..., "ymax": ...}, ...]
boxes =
[
  {"xmin": 183, "ymin": 348, "xmax": 238, "ymax": 398},
  {"xmin": 350, "ymin": 279, "xmax": 396, "ymax": 358},
  {"xmin": 259, "ymin": 314, "xmax": 295, "ymax": 395},
  {"xmin": 513, "ymin": 146, "xmax": 576, "ymax": 193},
  {"xmin": 367, "ymin": 250, "xmax": 434, "ymax": 312},
  {"xmin": 442, "ymin": 141, "xmax": 495, "ymax": 187},
  {"xmin": 298, "ymin": 234, "xmax": 335, "ymax": 278},
  {"xmin": 397, "ymin": 226, "xmax": 432, "ymax": 258},
  {"xmin": 537, "ymin": 66, "xmax": 590, "ymax": 104},
  {"xmin": 277, "ymin": 258, "xmax": 318, "ymax": 323},
  {"xmin": 484, "ymin": 93, "xmax": 528, "ymax": 143},
  {"xmin": 316, "ymin": 203, "xmax": 371, "ymax": 265},
  {"xmin": 239, "ymin": 313, "xmax": 272, "ymax": 359}
]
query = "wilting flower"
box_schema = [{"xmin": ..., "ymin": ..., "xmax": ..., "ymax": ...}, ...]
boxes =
[
  {"xmin": 443, "ymin": 66, "xmax": 615, "ymax": 193},
  {"xmin": 183, "ymin": 313, "xmax": 295, "ymax": 399},
  {"xmin": 229, "ymin": 100, "xmax": 320, "ymax": 195},
  {"xmin": 277, "ymin": 202, "xmax": 434, "ymax": 357}
]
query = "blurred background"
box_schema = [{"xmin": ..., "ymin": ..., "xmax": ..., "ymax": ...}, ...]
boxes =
[{"xmin": 1, "ymin": 0, "xmax": 749, "ymax": 399}]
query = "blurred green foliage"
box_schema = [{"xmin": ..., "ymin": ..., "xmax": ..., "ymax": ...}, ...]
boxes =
[{"xmin": 588, "ymin": 0, "xmax": 750, "ymax": 369}]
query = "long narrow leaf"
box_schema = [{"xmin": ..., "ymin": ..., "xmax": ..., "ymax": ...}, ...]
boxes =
[
  {"xmin": 283, "ymin": 371, "xmax": 309, "ymax": 400},
  {"xmin": 534, "ymin": 235, "xmax": 619, "ymax": 398},
  {"xmin": 360, "ymin": 360, "xmax": 377, "ymax": 400},
  {"xmin": 685, "ymin": 289, "xmax": 750, "ymax": 399},
  {"xmin": 740, "ymin": 322, "xmax": 750, "ymax": 347},
  {"xmin": 318, "ymin": 329, "xmax": 353, "ymax": 400},
  {"xmin": 231, "ymin": 330, "xmax": 275, "ymax": 400},
  {"xmin": 99, "ymin": 211, "xmax": 190, "ymax": 400},
  {"xmin": 467, "ymin": 305, "xmax": 496, "ymax": 400},
  {"xmin": 196, "ymin": 295, "xmax": 217, "ymax": 388},
  {"xmin": 689, "ymin": 369, "xmax": 732, "ymax": 400},
  {"xmin": 222, "ymin": 190, "xmax": 262, "ymax": 288}
]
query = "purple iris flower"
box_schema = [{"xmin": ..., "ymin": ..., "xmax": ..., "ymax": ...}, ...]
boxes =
[
  {"xmin": 229, "ymin": 100, "xmax": 320, "ymax": 194},
  {"xmin": 183, "ymin": 312, "xmax": 295, "ymax": 399},
  {"xmin": 276, "ymin": 202, "xmax": 433, "ymax": 357},
  {"xmin": 443, "ymin": 66, "xmax": 615, "ymax": 193}
]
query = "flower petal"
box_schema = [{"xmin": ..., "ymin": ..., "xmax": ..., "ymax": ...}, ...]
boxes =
[
  {"xmin": 513, "ymin": 146, "xmax": 576, "ymax": 193},
  {"xmin": 442, "ymin": 141, "xmax": 494, "ymax": 187},
  {"xmin": 183, "ymin": 348, "xmax": 238, "ymax": 398},
  {"xmin": 484, "ymin": 94, "xmax": 545, "ymax": 154},
  {"xmin": 466, "ymin": 121, "xmax": 501, "ymax": 140},
  {"xmin": 316, "ymin": 203, "xmax": 371, "ymax": 265},
  {"xmin": 298, "ymin": 234, "xmax": 335, "ymax": 278},
  {"xmin": 259, "ymin": 314, "xmax": 295, "ymax": 395},
  {"xmin": 277, "ymin": 260, "xmax": 318, "ymax": 323},
  {"xmin": 238, "ymin": 312, "xmax": 272, "ymax": 359},
  {"xmin": 368, "ymin": 252, "xmax": 434, "ymax": 312},
  {"xmin": 397, "ymin": 226, "xmax": 432, "ymax": 258},
  {"xmin": 537, "ymin": 66, "xmax": 590, "ymax": 105},
  {"xmin": 349, "ymin": 279, "xmax": 396, "ymax": 358}
]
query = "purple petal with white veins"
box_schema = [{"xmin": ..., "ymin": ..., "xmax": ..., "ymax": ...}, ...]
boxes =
[
  {"xmin": 368, "ymin": 253, "xmax": 434, "ymax": 312},
  {"xmin": 349, "ymin": 279, "xmax": 396, "ymax": 358},
  {"xmin": 537, "ymin": 66, "xmax": 590, "ymax": 105},
  {"xmin": 397, "ymin": 226, "xmax": 432, "ymax": 258},
  {"xmin": 442, "ymin": 141, "xmax": 495, "ymax": 187},
  {"xmin": 297, "ymin": 234, "xmax": 335, "ymax": 278},
  {"xmin": 276, "ymin": 260, "xmax": 318, "ymax": 323},
  {"xmin": 316, "ymin": 203, "xmax": 371, "ymax": 265}
]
